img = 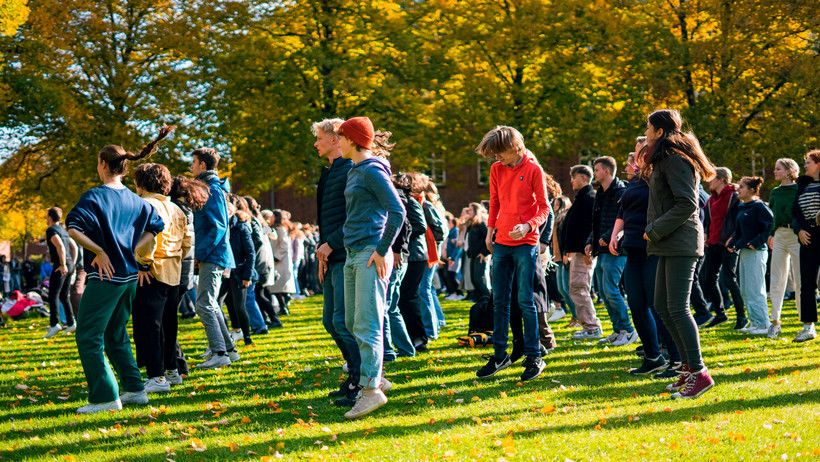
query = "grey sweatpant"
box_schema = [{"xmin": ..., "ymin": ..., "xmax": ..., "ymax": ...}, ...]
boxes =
[
  {"xmin": 196, "ymin": 262, "xmax": 235, "ymax": 353},
  {"xmin": 654, "ymin": 256, "xmax": 704, "ymax": 371}
]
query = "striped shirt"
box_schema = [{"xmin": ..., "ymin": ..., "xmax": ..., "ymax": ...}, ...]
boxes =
[{"xmin": 798, "ymin": 180, "xmax": 820, "ymax": 224}]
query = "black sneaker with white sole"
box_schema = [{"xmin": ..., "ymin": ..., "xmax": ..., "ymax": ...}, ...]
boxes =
[
  {"xmin": 629, "ymin": 355, "xmax": 668, "ymax": 375},
  {"xmin": 520, "ymin": 356, "xmax": 545, "ymax": 381},
  {"xmin": 654, "ymin": 361, "xmax": 683, "ymax": 379},
  {"xmin": 329, "ymin": 376, "xmax": 354, "ymax": 398},
  {"xmin": 476, "ymin": 353, "xmax": 512, "ymax": 378}
]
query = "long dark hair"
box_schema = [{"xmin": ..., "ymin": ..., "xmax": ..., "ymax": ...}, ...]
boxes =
[
  {"xmin": 643, "ymin": 110, "xmax": 715, "ymax": 181},
  {"xmin": 98, "ymin": 124, "xmax": 175, "ymax": 175},
  {"xmin": 170, "ymin": 176, "xmax": 209, "ymax": 211}
]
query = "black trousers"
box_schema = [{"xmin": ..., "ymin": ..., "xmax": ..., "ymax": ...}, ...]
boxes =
[
  {"xmin": 49, "ymin": 270, "xmax": 74, "ymax": 327},
  {"xmin": 218, "ymin": 277, "xmax": 251, "ymax": 341},
  {"xmin": 132, "ymin": 280, "xmax": 180, "ymax": 378},
  {"xmin": 689, "ymin": 255, "xmax": 709, "ymax": 316},
  {"xmin": 255, "ymin": 283, "xmax": 281, "ymax": 326},
  {"xmin": 177, "ymin": 285, "xmax": 195, "ymax": 316},
  {"xmin": 799, "ymin": 227, "xmax": 820, "ymax": 323},
  {"xmin": 702, "ymin": 245, "xmax": 745, "ymax": 318},
  {"xmin": 398, "ymin": 260, "xmax": 428, "ymax": 341},
  {"xmin": 470, "ymin": 256, "xmax": 490, "ymax": 301}
]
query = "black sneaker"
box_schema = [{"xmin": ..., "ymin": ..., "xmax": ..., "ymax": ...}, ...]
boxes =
[
  {"xmin": 329, "ymin": 376, "xmax": 353, "ymax": 398},
  {"xmin": 694, "ymin": 313, "xmax": 715, "ymax": 327},
  {"xmin": 654, "ymin": 361, "xmax": 683, "ymax": 379},
  {"xmin": 734, "ymin": 317, "xmax": 750, "ymax": 330},
  {"xmin": 251, "ymin": 326, "xmax": 269, "ymax": 336},
  {"xmin": 476, "ymin": 353, "xmax": 512, "ymax": 378},
  {"xmin": 510, "ymin": 340, "xmax": 525, "ymax": 364},
  {"xmin": 704, "ymin": 314, "xmax": 728, "ymax": 328},
  {"xmin": 520, "ymin": 356, "xmax": 545, "ymax": 382},
  {"xmin": 634, "ymin": 345, "xmax": 645, "ymax": 358},
  {"xmin": 333, "ymin": 384, "xmax": 361, "ymax": 407},
  {"xmin": 630, "ymin": 356, "xmax": 668, "ymax": 375}
]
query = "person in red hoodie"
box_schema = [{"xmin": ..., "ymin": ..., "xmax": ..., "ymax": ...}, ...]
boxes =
[{"xmin": 474, "ymin": 126, "xmax": 551, "ymax": 382}]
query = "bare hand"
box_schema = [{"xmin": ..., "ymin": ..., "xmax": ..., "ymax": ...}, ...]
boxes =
[
  {"xmin": 318, "ymin": 259, "xmax": 328, "ymax": 283},
  {"xmin": 598, "ymin": 238, "xmax": 607, "ymax": 247},
  {"xmin": 56, "ymin": 264, "xmax": 68, "ymax": 276},
  {"xmin": 242, "ymin": 280, "xmax": 252, "ymax": 288},
  {"xmin": 583, "ymin": 253, "xmax": 592, "ymax": 265},
  {"xmin": 315, "ymin": 242, "xmax": 332, "ymax": 262},
  {"xmin": 137, "ymin": 270, "xmax": 153, "ymax": 287},
  {"xmin": 725, "ymin": 238, "xmax": 732, "ymax": 248},
  {"xmin": 767, "ymin": 236, "xmax": 774, "ymax": 249},
  {"xmin": 509, "ymin": 223, "xmax": 532, "ymax": 240},
  {"xmin": 553, "ymin": 252, "xmax": 562, "ymax": 263},
  {"xmin": 485, "ymin": 236, "xmax": 494, "ymax": 254},
  {"xmin": 643, "ymin": 233, "xmax": 650, "ymax": 241},
  {"xmin": 367, "ymin": 250, "xmax": 391, "ymax": 279},
  {"xmin": 748, "ymin": 244, "xmax": 755, "ymax": 250},
  {"xmin": 799, "ymin": 230, "xmax": 811, "ymax": 245},
  {"xmin": 608, "ymin": 239, "xmax": 619, "ymax": 256},
  {"xmin": 563, "ymin": 254, "xmax": 570, "ymax": 264},
  {"xmin": 584, "ymin": 244, "xmax": 592, "ymax": 256},
  {"xmin": 395, "ymin": 252, "xmax": 403, "ymax": 269},
  {"xmin": 538, "ymin": 243, "xmax": 547, "ymax": 254},
  {"xmin": 92, "ymin": 252, "xmax": 114, "ymax": 281}
]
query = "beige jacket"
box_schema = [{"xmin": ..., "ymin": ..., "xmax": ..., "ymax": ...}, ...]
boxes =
[{"xmin": 135, "ymin": 193, "xmax": 193, "ymax": 286}]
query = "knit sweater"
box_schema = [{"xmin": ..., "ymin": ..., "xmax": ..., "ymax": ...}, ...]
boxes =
[
  {"xmin": 768, "ymin": 183, "xmax": 798, "ymax": 235},
  {"xmin": 729, "ymin": 199, "xmax": 773, "ymax": 251},
  {"xmin": 317, "ymin": 156, "xmax": 353, "ymax": 263},
  {"xmin": 793, "ymin": 176, "xmax": 820, "ymax": 232},
  {"xmin": 487, "ymin": 151, "xmax": 550, "ymax": 247}
]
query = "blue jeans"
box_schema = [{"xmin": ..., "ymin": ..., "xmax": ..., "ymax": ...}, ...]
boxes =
[
  {"xmin": 384, "ymin": 261, "xmax": 414, "ymax": 358},
  {"xmin": 738, "ymin": 249, "xmax": 769, "ymax": 327},
  {"xmin": 491, "ymin": 243, "xmax": 540, "ymax": 358},
  {"xmin": 196, "ymin": 262, "xmax": 234, "ymax": 353},
  {"xmin": 245, "ymin": 282, "xmax": 267, "ymax": 330},
  {"xmin": 323, "ymin": 261, "xmax": 361, "ymax": 383},
  {"xmin": 593, "ymin": 253, "xmax": 633, "ymax": 333},
  {"xmin": 418, "ymin": 265, "xmax": 440, "ymax": 339},
  {"xmin": 556, "ymin": 263, "xmax": 576, "ymax": 317},
  {"xmin": 344, "ymin": 247, "xmax": 391, "ymax": 388}
]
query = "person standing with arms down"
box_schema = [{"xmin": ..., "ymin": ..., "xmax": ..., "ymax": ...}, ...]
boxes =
[
  {"xmin": 642, "ymin": 109, "xmax": 716, "ymax": 399},
  {"xmin": 336, "ymin": 117, "xmax": 405, "ymax": 419},
  {"xmin": 43, "ymin": 207, "xmax": 76, "ymax": 339},
  {"xmin": 190, "ymin": 148, "xmax": 240, "ymax": 369},
  {"xmin": 791, "ymin": 150, "xmax": 820, "ymax": 343},
  {"xmin": 66, "ymin": 126, "xmax": 171, "ymax": 414},
  {"xmin": 474, "ymin": 126, "xmax": 551, "ymax": 382}
]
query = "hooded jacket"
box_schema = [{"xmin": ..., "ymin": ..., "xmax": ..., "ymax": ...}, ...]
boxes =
[
  {"xmin": 587, "ymin": 176, "xmax": 626, "ymax": 255},
  {"xmin": 193, "ymin": 170, "xmax": 235, "ymax": 269},
  {"xmin": 317, "ymin": 156, "xmax": 353, "ymax": 263},
  {"xmin": 487, "ymin": 151, "xmax": 550, "ymax": 247}
]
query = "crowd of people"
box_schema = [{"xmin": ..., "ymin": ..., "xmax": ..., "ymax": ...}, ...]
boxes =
[{"xmin": 2, "ymin": 109, "xmax": 818, "ymax": 421}]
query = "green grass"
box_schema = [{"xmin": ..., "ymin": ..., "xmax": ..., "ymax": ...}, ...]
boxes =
[{"xmin": 2, "ymin": 296, "xmax": 820, "ymax": 461}]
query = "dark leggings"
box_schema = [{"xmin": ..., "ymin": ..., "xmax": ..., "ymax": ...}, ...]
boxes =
[
  {"xmin": 255, "ymin": 283, "xmax": 281, "ymax": 326},
  {"xmin": 799, "ymin": 227, "xmax": 820, "ymax": 323},
  {"xmin": 218, "ymin": 278, "xmax": 251, "ymax": 342},
  {"xmin": 49, "ymin": 270, "xmax": 74, "ymax": 327},
  {"xmin": 470, "ymin": 256, "xmax": 490, "ymax": 301},
  {"xmin": 398, "ymin": 260, "xmax": 428, "ymax": 341},
  {"xmin": 654, "ymin": 256, "xmax": 702, "ymax": 371},
  {"xmin": 132, "ymin": 280, "xmax": 180, "ymax": 378},
  {"xmin": 274, "ymin": 293, "xmax": 290, "ymax": 314},
  {"xmin": 703, "ymin": 245, "xmax": 745, "ymax": 318}
]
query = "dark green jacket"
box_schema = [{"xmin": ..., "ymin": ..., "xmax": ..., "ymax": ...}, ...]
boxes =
[{"xmin": 645, "ymin": 153, "xmax": 704, "ymax": 257}]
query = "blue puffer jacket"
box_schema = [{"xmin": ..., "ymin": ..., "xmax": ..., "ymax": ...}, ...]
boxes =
[
  {"xmin": 228, "ymin": 215, "xmax": 257, "ymax": 282},
  {"xmin": 193, "ymin": 170, "xmax": 236, "ymax": 269},
  {"xmin": 317, "ymin": 156, "xmax": 353, "ymax": 263}
]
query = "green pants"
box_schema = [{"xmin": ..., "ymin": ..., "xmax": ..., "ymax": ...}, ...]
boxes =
[{"xmin": 75, "ymin": 280, "xmax": 143, "ymax": 403}]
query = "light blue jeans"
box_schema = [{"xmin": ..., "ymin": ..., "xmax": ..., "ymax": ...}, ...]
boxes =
[
  {"xmin": 245, "ymin": 282, "xmax": 267, "ymax": 330},
  {"xmin": 344, "ymin": 247, "xmax": 391, "ymax": 388},
  {"xmin": 418, "ymin": 265, "xmax": 441, "ymax": 339},
  {"xmin": 196, "ymin": 262, "xmax": 235, "ymax": 353},
  {"xmin": 738, "ymin": 248, "xmax": 769, "ymax": 327},
  {"xmin": 593, "ymin": 253, "xmax": 633, "ymax": 334},
  {"xmin": 323, "ymin": 261, "xmax": 361, "ymax": 383},
  {"xmin": 385, "ymin": 261, "xmax": 415, "ymax": 358}
]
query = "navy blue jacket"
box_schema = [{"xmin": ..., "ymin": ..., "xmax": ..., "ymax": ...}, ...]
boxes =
[
  {"xmin": 228, "ymin": 215, "xmax": 257, "ymax": 282},
  {"xmin": 616, "ymin": 177, "xmax": 650, "ymax": 249},
  {"xmin": 406, "ymin": 196, "xmax": 428, "ymax": 262},
  {"xmin": 562, "ymin": 184, "xmax": 595, "ymax": 253},
  {"xmin": 588, "ymin": 177, "xmax": 626, "ymax": 255},
  {"xmin": 317, "ymin": 156, "xmax": 353, "ymax": 263},
  {"xmin": 729, "ymin": 200, "xmax": 773, "ymax": 251}
]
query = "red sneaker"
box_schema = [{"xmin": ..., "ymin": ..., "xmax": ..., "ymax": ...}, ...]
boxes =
[
  {"xmin": 665, "ymin": 365, "xmax": 690, "ymax": 392},
  {"xmin": 672, "ymin": 369, "xmax": 714, "ymax": 399}
]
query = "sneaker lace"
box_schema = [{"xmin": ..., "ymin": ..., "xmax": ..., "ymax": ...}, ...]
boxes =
[{"xmin": 681, "ymin": 372, "xmax": 698, "ymax": 394}]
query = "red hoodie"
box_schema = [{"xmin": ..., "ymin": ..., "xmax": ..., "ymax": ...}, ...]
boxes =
[
  {"xmin": 487, "ymin": 152, "xmax": 550, "ymax": 246},
  {"xmin": 707, "ymin": 183, "xmax": 735, "ymax": 245}
]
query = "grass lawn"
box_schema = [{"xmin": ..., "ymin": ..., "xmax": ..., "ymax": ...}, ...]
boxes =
[{"xmin": 1, "ymin": 295, "xmax": 820, "ymax": 461}]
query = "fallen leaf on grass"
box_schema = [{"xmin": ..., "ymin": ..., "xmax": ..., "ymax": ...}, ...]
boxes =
[{"xmin": 225, "ymin": 442, "xmax": 239, "ymax": 452}]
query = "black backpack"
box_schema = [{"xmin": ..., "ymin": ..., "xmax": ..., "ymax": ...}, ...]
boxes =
[{"xmin": 468, "ymin": 295, "xmax": 494, "ymax": 334}]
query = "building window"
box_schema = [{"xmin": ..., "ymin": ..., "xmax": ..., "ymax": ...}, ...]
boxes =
[
  {"xmin": 427, "ymin": 153, "xmax": 446, "ymax": 184},
  {"xmin": 477, "ymin": 158, "xmax": 493, "ymax": 186}
]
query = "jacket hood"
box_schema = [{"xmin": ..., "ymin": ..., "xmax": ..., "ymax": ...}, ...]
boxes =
[
  {"xmin": 351, "ymin": 156, "xmax": 392, "ymax": 175},
  {"xmin": 711, "ymin": 183, "xmax": 735, "ymax": 199},
  {"xmin": 796, "ymin": 175, "xmax": 818, "ymax": 188},
  {"xmin": 198, "ymin": 170, "xmax": 231, "ymax": 193}
]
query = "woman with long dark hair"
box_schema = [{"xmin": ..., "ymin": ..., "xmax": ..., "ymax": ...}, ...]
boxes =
[
  {"xmin": 66, "ymin": 126, "xmax": 171, "ymax": 414},
  {"xmin": 642, "ymin": 109, "xmax": 716, "ymax": 399},
  {"xmin": 169, "ymin": 176, "xmax": 210, "ymax": 320},
  {"xmin": 132, "ymin": 163, "xmax": 193, "ymax": 393}
]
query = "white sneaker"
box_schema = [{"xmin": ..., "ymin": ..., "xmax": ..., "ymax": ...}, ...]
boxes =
[
  {"xmin": 63, "ymin": 324, "xmax": 77, "ymax": 334},
  {"xmin": 344, "ymin": 387, "xmax": 388, "ymax": 420},
  {"xmin": 119, "ymin": 390, "xmax": 149, "ymax": 405},
  {"xmin": 342, "ymin": 362, "xmax": 350, "ymax": 373},
  {"xmin": 44, "ymin": 324, "xmax": 62, "ymax": 339},
  {"xmin": 197, "ymin": 354, "xmax": 231, "ymax": 369},
  {"xmin": 144, "ymin": 377, "xmax": 171, "ymax": 394},
  {"xmin": 747, "ymin": 323, "xmax": 769, "ymax": 335},
  {"xmin": 230, "ymin": 331, "xmax": 243, "ymax": 343},
  {"xmin": 597, "ymin": 332, "xmax": 620, "ymax": 344},
  {"xmin": 738, "ymin": 323, "xmax": 753, "ymax": 333},
  {"xmin": 548, "ymin": 308, "xmax": 567, "ymax": 323},
  {"xmin": 199, "ymin": 348, "xmax": 212, "ymax": 359},
  {"xmin": 767, "ymin": 324, "xmax": 782, "ymax": 339},
  {"xmin": 165, "ymin": 370, "xmax": 183, "ymax": 385},
  {"xmin": 793, "ymin": 324, "xmax": 817, "ymax": 343},
  {"xmin": 379, "ymin": 377, "xmax": 392, "ymax": 393},
  {"xmin": 572, "ymin": 328, "xmax": 603, "ymax": 340},
  {"xmin": 228, "ymin": 350, "xmax": 240, "ymax": 362},
  {"xmin": 77, "ymin": 399, "xmax": 122, "ymax": 414},
  {"xmin": 612, "ymin": 330, "xmax": 639, "ymax": 346}
]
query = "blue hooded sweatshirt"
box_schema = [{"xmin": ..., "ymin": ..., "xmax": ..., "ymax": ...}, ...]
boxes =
[
  {"xmin": 343, "ymin": 156, "xmax": 406, "ymax": 256},
  {"xmin": 194, "ymin": 170, "xmax": 236, "ymax": 268}
]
